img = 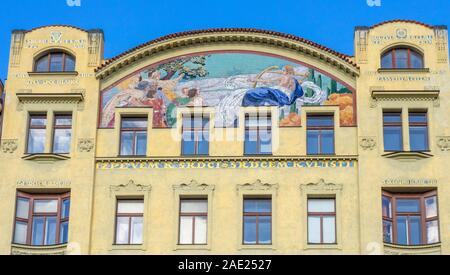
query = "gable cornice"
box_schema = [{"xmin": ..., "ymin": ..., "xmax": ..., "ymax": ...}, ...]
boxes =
[{"xmin": 95, "ymin": 28, "xmax": 360, "ymax": 80}]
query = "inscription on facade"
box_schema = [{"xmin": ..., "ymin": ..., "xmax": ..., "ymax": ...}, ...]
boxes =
[
  {"xmin": 383, "ymin": 179, "xmax": 438, "ymax": 185},
  {"xmin": 17, "ymin": 179, "xmax": 71, "ymax": 188}
]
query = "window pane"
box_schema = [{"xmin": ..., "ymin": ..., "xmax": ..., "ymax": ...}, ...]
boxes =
[
  {"xmin": 135, "ymin": 132, "xmax": 147, "ymax": 155},
  {"xmin": 383, "ymin": 220, "xmax": 393, "ymax": 243},
  {"xmin": 396, "ymin": 199, "xmax": 420, "ymax": 213},
  {"xmin": 14, "ymin": 221, "xmax": 28, "ymax": 244},
  {"xmin": 426, "ymin": 220, "xmax": 439, "ymax": 244},
  {"xmin": 122, "ymin": 119, "xmax": 147, "ymax": 129},
  {"xmin": 181, "ymin": 200, "xmax": 208, "ymax": 213},
  {"xmin": 382, "ymin": 196, "xmax": 392, "ymax": 218},
  {"xmin": 55, "ymin": 117, "xmax": 72, "ymax": 126},
  {"xmin": 396, "ymin": 216, "xmax": 408, "ymax": 245},
  {"xmin": 115, "ymin": 217, "xmax": 130, "ymax": 244},
  {"xmin": 409, "ymin": 216, "xmax": 422, "ymax": 245},
  {"xmin": 179, "ymin": 216, "xmax": 193, "ymax": 244},
  {"xmin": 130, "ymin": 217, "xmax": 143, "ymax": 245},
  {"xmin": 381, "ymin": 52, "xmax": 393, "ymax": 68},
  {"xmin": 395, "ymin": 49, "xmax": 408, "ymax": 68},
  {"xmin": 308, "ymin": 199, "xmax": 335, "ymax": 213},
  {"xmin": 31, "ymin": 217, "xmax": 45, "ymax": 245},
  {"xmin": 61, "ymin": 199, "xmax": 70, "ymax": 219},
  {"xmin": 384, "ymin": 127, "xmax": 402, "ymax": 151},
  {"xmin": 307, "ymin": 116, "xmax": 333, "ymax": 127},
  {"xmin": 410, "ymin": 51, "xmax": 423, "ymax": 68},
  {"xmin": 120, "ymin": 132, "xmax": 134, "ymax": 156},
  {"xmin": 323, "ymin": 216, "xmax": 336, "ymax": 244},
  {"xmin": 243, "ymin": 216, "xmax": 257, "ymax": 244},
  {"xmin": 244, "ymin": 130, "xmax": 258, "ymax": 155},
  {"xmin": 321, "ymin": 130, "xmax": 334, "ymax": 154},
  {"xmin": 16, "ymin": 198, "xmax": 30, "ymax": 219},
  {"xmin": 308, "ymin": 216, "xmax": 321, "ymax": 244},
  {"xmin": 28, "ymin": 129, "xmax": 46, "ymax": 154},
  {"xmin": 258, "ymin": 216, "xmax": 272, "ymax": 244},
  {"xmin": 244, "ymin": 199, "xmax": 271, "ymax": 213},
  {"xmin": 409, "ymin": 113, "xmax": 427, "ymax": 123},
  {"xmin": 64, "ymin": 55, "xmax": 76, "ymax": 71},
  {"xmin": 117, "ymin": 200, "xmax": 144, "ymax": 214},
  {"xmin": 182, "ymin": 131, "xmax": 195, "ymax": 155},
  {"xmin": 53, "ymin": 128, "xmax": 72, "ymax": 153},
  {"xmin": 307, "ymin": 131, "xmax": 319, "ymax": 155},
  {"xmin": 197, "ymin": 131, "xmax": 209, "ymax": 155},
  {"xmin": 35, "ymin": 56, "xmax": 49, "ymax": 72},
  {"xmin": 409, "ymin": 127, "xmax": 428, "ymax": 151},
  {"xmin": 45, "ymin": 217, "xmax": 57, "ymax": 245},
  {"xmin": 34, "ymin": 200, "xmax": 58, "ymax": 213},
  {"xmin": 425, "ymin": 196, "xmax": 438, "ymax": 218},
  {"xmin": 60, "ymin": 222, "xmax": 69, "ymax": 244},
  {"xmin": 50, "ymin": 53, "xmax": 63, "ymax": 72},
  {"xmin": 194, "ymin": 216, "xmax": 208, "ymax": 244},
  {"xmin": 383, "ymin": 113, "xmax": 402, "ymax": 123},
  {"xmin": 259, "ymin": 129, "xmax": 272, "ymax": 154}
]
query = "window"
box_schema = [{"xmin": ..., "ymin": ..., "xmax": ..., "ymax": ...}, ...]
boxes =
[
  {"xmin": 307, "ymin": 115, "xmax": 334, "ymax": 155},
  {"xmin": 381, "ymin": 48, "xmax": 424, "ymax": 69},
  {"xmin": 243, "ymin": 198, "xmax": 272, "ymax": 245},
  {"xmin": 13, "ymin": 192, "xmax": 70, "ymax": 246},
  {"xmin": 244, "ymin": 113, "xmax": 272, "ymax": 155},
  {"xmin": 115, "ymin": 200, "xmax": 144, "ymax": 245},
  {"xmin": 382, "ymin": 191, "xmax": 440, "ymax": 246},
  {"xmin": 307, "ymin": 199, "xmax": 336, "ymax": 244},
  {"xmin": 182, "ymin": 114, "xmax": 210, "ymax": 156},
  {"xmin": 52, "ymin": 115, "xmax": 72, "ymax": 154},
  {"xmin": 120, "ymin": 117, "xmax": 148, "ymax": 156},
  {"xmin": 34, "ymin": 52, "xmax": 76, "ymax": 72},
  {"xmin": 178, "ymin": 199, "xmax": 208, "ymax": 245},
  {"xmin": 383, "ymin": 112, "xmax": 403, "ymax": 151},
  {"xmin": 27, "ymin": 114, "xmax": 47, "ymax": 154},
  {"xmin": 409, "ymin": 112, "xmax": 429, "ymax": 151}
]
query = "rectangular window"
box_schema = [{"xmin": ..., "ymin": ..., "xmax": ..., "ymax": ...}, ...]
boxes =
[
  {"xmin": 243, "ymin": 198, "xmax": 272, "ymax": 245},
  {"xmin": 307, "ymin": 115, "xmax": 335, "ymax": 155},
  {"xmin": 307, "ymin": 198, "xmax": 336, "ymax": 244},
  {"xmin": 409, "ymin": 112, "xmax": 429, "ymax": 151},
  {"xmin": 27, "ymin": 114, "xmax": 47, "ymax": 154},
  {"xmin": 52, "ymin": 114, "xmax": 72, "ymax": 154},
  {"xmin": 120, "ymin": 117, "xmax": 148, "ymax": 156},
  {"xmin": 13, "ymin": 192, "xmax": 70, "ymax": 246},
  {"xmin": 244, "ymin": 113, "xmax": 272, "ymax": 155},
  {"xmin": 178, "ymin": 199, "xmax": 208, "ymax": 245},
  {"xmin": 182, "ymin": 114, "xmax": 210, "ymax": 156},
  {"xmin": 115, "ymin": 200, "xmax": 144, "ymax": 245},
  {"xmin": 383, "ymin": 112, "xmax": 403, "ymax": 151},
  {"xmin": 382, "ymin": 191, "xmax": 440, "ymax": 246}
]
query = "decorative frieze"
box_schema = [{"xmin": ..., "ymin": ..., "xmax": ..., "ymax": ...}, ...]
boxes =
[
  {"xmin": 437, "ymin": 136, "xmax": 450, "ymax": 151},
  {"xmin": 237, "ymin": 179, "xmax": 279, "ymax": 193},
  {"xmin": 359, "ymin": 137, "xmax": 377, "ymax": 151},
  {"xmin": 300, "ymin": 179, "xmax": 343, "ymax": 192},
  {"xmin": 10, "ymin": 31, "xmax": 25, "ymax": 67},
  {"xmin": 370, "ymin": 90, "xmax": 440, "ymax": 108},
  {"xmin": 88, "ymin": 31, "xmax": 103, "ymax": 67},
  {"xmin": 435, "ymin": 27, "xmax": 448, "ymax": 63},
  {"xmin": 110, "ymin": 179, "xmax": 152, "ymax": 196},
  {"xmin": 78, "ymin": 138, "xmax": 95, "ymax": 153},
  {"xmin": 1, "ymin": 139, "xmax": 18, "ymax": 154},
  {"xmin": 173, "ymin": 180, "xmax": 215, "ymax": 192}
]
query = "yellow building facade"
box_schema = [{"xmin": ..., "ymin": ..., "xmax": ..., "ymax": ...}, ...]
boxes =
[{"xmin": 0, "ymin": 21, "xmax": 448, "ymax": 255}]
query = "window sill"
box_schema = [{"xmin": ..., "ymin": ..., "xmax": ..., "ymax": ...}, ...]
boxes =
[
  {"xmin": 304, "ymin": 244, "xmax": 342, "ymax": 250},
  {"xmin": 109, "ymin": 244, "xmax": 146, "ymax": 251},
  {"xmin": 377, "ymin": 68, "xmax": 430, "ymax": 73},
  {"xmin": 238, "ymin": 244, "xmax": 275, "ymax": 251},
  {"xmin": 11, "ymin": 243, "xmax": 68, "ymax": 255},
  {"xmin": 175, "ymin": 244, "xmax": 211, "ymax": 251},
  {"xmin": 22, "ymin": 153, "xmax": 71, "ymax": 162},
  {"xmin": 384, "ymin": 243, "xmax": 441, "ymax": 255},
  {"xmin": 28, "ymin": 71, "xmax": 79, "ymax": 77},
  {"xmin": 382, "ymin": 151, "xmax": 433, "ymax": 161}
]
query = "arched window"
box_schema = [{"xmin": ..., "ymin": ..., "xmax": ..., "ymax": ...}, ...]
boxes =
[
  {"xmin": 34, "ymin": 51, "xmax": 76, "ymax": 72},
  {"xmin": 381, "ymin": 47, "xmax": 424, "ymax": 69}
]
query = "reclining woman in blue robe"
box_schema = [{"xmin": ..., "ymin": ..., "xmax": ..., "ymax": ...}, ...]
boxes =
[{"xmin": 242, "ymin": 65, "xmax": 307, "ymax": 107}]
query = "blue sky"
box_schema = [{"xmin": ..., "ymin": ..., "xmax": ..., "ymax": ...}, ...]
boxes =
[{"xmin": 0, "ymin": 0, "xmax": 449, "ymax": 82}]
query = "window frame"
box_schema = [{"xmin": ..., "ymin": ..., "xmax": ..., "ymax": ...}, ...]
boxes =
[
  {"xmin": 244, "ymin": 113, "xmax": 273, "ymax": 156},
  {"xmin": 306, "ymin": 114, "xmax": 335, "ymax": 155},
  {"xmin": 181, "ymin": 113, "xmax": 210, "ymax": 156},
  {"xmin": 307, "ymin": 198, "xmax": 337, "ymax": 245},
  {"xmin": 13, "ymin": 192, "xmax": 70, "ymax": 246},
  {"xmin": 242, "ymin": 198, "xmax": 273, "ymax": 245},
  {"xmin": 52, "ymin": 114, "xmax": 73, "ymax": 154},
  {"xmin": 383, "ymin": 111, "xmax": 404, "ymax": 152},
  {"xmin": 408, "ymin": 112, "xmax": 429, "ymax": 152},
  {"xmin": 382, "ymin": 190, "xmax": 440, "ymax": 246},
  {"xmin": 34, "ymin": 52, "xmax": 76, "ymax": 73},
  {"xmin": 119, "ymin": 117, "xmax": 148, "ymax": 157},
  {"xmin": 178, "ymin": 198, "xmax": 208, "ymax": 245},
  {"xmin": 381, "ymin": 47, "xmax": 424, "ymax": 69},
  {"xmin": 114, "ymin": 199, "xmax": 145, "ymax": 245},
  {"xmin": 26, "ymin": 114, "xmax": 47, "ymax": 154}
]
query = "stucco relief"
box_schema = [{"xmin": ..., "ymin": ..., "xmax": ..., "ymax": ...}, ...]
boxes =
[
  {"xmin": 1, "ymin": 139, "xmax": 18, "ymax": 154},
  {"xmin": 237, "ymin": 179, "xmax": 279, "ymax": 193},
  {"xmin": 437, "ymin": 136, "xmax": 450, "ymax": 151},
  {"xmin": 300, "ymin": 179, "xmax": 343, "ymax": 192},
  {"xmin": 173, "ymin": 180, "xmax": 215, "ymax": 192},
  {"xmin": 78, "ymin": 138, "xmax": 95, "ymax": 153},
  {"xmin": 359, "ymin": 137, "xmax": 377, "ymax": 151},
  {"xmin": 110, "ymin": 179, "xmax": 152, "ymax": 196}
]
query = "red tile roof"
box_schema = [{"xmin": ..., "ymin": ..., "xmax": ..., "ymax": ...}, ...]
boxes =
[
  {"xmin": 24, "ymin": 25, "xmax": 88, "ymax": 33},
  {"xmin": 370, "ymin": 20, "xmax": 434, "ymax": 29},
  {"xmin": 95, "ymin": 28, "xmax": 358, "ymax": 72}
]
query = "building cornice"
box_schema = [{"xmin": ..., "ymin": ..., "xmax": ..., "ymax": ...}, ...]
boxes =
[{"xmin": 95, "ymin": 28, "xmax": 360, "ymax": 80}]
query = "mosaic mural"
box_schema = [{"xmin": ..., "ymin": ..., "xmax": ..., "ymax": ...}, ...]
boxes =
[{"xmin": 100, "ymin": 52, "xmax": 355, "ymax": 128}]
